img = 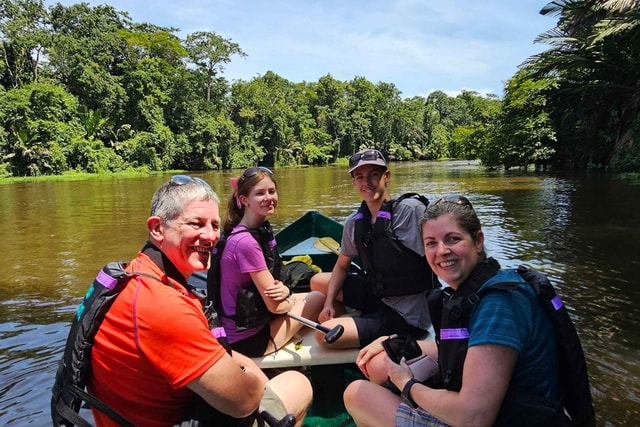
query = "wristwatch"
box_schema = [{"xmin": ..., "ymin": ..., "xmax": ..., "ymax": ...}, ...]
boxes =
[{"xmin": 401, "ymin": 378, "xmax": 420, "ymax": 408}]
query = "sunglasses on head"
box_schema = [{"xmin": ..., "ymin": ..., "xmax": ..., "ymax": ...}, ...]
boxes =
[
  {"xmin": 239, "ymin": 166, "xmax": 274, "ymax": 184},
  {"xmin": 433, "ymin": 194, "xmax": 473, "ymax": 209},
  {"xmin": 169, "ymin": 174, "xmax": 212, "ymax": 189},
  {"xmin": 348, "ymin": 150, "xmax": 385, "ymax": 170}
]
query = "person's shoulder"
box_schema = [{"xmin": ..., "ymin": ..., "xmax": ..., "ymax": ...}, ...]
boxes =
[
  {"xmin": 392, "ymin": 194, "xmax": 428, "ymax": 216},
  {"xmin": 344, "ymin": 211, "xmax": 359, "ymax": 225},
  {"xmin": 481, "ymin": 269, "xmax": 538, "ymax": 305},
  {"xmin": 227, "ymin": 227, "xmax": 257, "ymax": 245},
  {"xmin": 393, "ymin": 193, "xmax": 428, "ymax": 207}
]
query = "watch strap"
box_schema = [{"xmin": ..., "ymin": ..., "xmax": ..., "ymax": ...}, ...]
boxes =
[{"xmin": 401, "ymin": 378, "xmax": 419, "ymax": 408}]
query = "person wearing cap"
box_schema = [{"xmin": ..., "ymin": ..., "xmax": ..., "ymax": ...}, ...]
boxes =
[{"xmin": 310, "ymin": 149, "xmax": 437, "ymax": 350}]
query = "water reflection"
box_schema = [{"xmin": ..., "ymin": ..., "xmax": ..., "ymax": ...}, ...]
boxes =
[{"xmin": 1, "ymin": 161, "xmax": 639, "ymax": 425}]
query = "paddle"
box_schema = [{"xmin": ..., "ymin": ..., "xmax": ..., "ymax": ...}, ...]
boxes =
[
  {"xmin": 313, "ymin": 237, "xmax": 341, "ymax": 256},
  {"xmin": 287, "ymin": 312, "xmax": 344, "ymax": 344},
  {"xmin": 259, "ymin": 407, "xmax": 296, "ymax": 427},
  {"xmin": 313, "ymin": 237, "xmax": 362, "ymax": 273}
]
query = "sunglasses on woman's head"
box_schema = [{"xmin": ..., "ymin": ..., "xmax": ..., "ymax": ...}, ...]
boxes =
[
  {"xmin": 433, "ymin": 195, "xmax": 473, "ymax": 209},
  {"xmin": 240, "ymin": 166, "xmax": 274, "ymax": 184},
  {"xmin": 169, "ymin": 174, "xmax": 212, "ymax": 189}
]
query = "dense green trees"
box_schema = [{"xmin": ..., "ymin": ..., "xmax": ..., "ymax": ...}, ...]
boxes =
[
  {"xmin": 0, "ymin": 0, "xmax": 638, "ymax": 177},
  {"xmin": 503, "ymin": 0, "xmax": 640, "ymax": 172}
]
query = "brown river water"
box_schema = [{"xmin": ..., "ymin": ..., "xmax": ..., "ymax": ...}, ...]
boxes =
[{"xmin": 1, "ymin": 160, "xmax": 638, "ymax": 426}]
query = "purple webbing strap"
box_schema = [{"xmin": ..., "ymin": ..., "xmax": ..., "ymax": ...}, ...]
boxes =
[
  {"xmin": 96, "ymin": 269, "xmax": 119, "ymax": 290},
  {"xmin": 377, "ymin": 211, "xmax": 391, "ymax": 220},
  {"xmin": 551, "ymin": 295, "xmax": 563, "ymax": 311},
  {"xmin": 441, "ymin": 328, "xmax": 470, "ymax": 340},
  {"xmin": 212, "ymin": 327, "xmax": 226, "ymax": 339},
  {"xmin": 353, "ymin": 213, "xmax": 364, "ymax": 220}
]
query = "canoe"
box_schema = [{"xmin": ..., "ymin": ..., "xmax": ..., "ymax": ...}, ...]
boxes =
[
  {"xmin": 277, "ymin": 210, "xmax": 345, "ymax": 271},
  {"xmin": 190, "ymin": 210, "xmax": 350, "ymax": 289}
]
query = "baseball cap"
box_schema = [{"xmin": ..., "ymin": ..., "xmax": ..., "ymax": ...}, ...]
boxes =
[{"xmin": 348, "ymin": 149, "xmax": 387, "ymax": 174}]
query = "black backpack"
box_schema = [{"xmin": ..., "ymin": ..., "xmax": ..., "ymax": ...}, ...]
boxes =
[
  {"xmin": 51, "ymin": 261, "xmax": 140, "ymax": 427},
  {"xmin": 207, "ymin": 225, "xmax": 318, "ymax": 331},
  {"xmin": 428, "ymin": 263, "xmax": 595, "ymax": 427}
]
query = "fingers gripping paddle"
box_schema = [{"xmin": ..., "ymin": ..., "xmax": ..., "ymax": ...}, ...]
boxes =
[{"xmin": 286, "ymin": 312, "xmax": 344, "ymax": 344}]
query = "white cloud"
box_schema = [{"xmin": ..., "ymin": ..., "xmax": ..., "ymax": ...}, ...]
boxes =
[{"xmin": 46, "ymin": 0, "xmax": 553, "ymax": 98}]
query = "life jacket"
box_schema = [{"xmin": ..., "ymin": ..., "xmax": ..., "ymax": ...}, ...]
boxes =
[
  {"xmin": 207, "ymin": 221, "xmax": 287, "ymax": 331},
  {"xmin": 427, "ymin": 258, "xmax": 596, "ymax": 427},
  {"xmin": 51, "ymin": 249, "xmax": 234, "ymax": 427},
  {"xmin": 354, "ymin": 193, "xmax": 436, "ymax": 296}
]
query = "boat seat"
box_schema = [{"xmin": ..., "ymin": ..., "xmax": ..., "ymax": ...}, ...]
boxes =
[{"xmin": 251, "ymin": 327, "xmax": 359, "ymax": 369}]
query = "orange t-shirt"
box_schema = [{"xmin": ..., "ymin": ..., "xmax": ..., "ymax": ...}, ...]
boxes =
[{"xmin": 89, "ymin": 253, "xmax": 226, "ymax": 427}]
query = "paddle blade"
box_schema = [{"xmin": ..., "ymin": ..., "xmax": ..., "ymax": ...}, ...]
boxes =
[{"xmin": 313, "ymin": 237, "xmax": 341, "ymax": 255}]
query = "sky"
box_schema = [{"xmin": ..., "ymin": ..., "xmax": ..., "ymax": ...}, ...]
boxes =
[{"xmin": 47, "ymin": 0, "xmax": 556, "ymax": 99}]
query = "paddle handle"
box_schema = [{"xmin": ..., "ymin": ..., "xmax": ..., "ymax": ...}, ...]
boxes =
[
  {"xmin": 259, "ymin": 406, "xmax": 296, "ymax": 427},
  {"xmin": 286, "ymin": 312, "xmax": 344, "ymax": 344}
]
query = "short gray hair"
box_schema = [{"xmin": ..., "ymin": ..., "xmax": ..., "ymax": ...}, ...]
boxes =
[{"xmin": 150, "ymin": 179, "xmax": 219, "ymax": 223}]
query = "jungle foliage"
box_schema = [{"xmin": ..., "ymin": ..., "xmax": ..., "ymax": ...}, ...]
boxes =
[{"xmin": 0, "ymin": 0, "xmax": 638, "ymax": 177}]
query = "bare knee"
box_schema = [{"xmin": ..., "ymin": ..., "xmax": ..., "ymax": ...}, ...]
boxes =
[
  {"xmin": 343, "ymin": 379, "xmax": 368, "ymax": 410},
  {"xmin": 310, "ymin": 272, "xmax": 330, "ymax": 293},
  {"xmin": 268, "ymin": 371, "xmax": 312, "ymax": 421}
]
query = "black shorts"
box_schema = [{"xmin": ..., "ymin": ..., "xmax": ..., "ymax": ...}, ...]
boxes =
[
  {"xmin": 230, "ymin": 325, "xmax": 272, "ymax": 357},
  {"xmin": 342, "ymin": 274, "xmax": 427, "ymax": 347}
]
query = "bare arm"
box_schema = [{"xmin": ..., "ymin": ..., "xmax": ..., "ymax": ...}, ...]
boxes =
[
  {"xmin": 187, "ymin": 351, "xmax": 266, "ymax": 418},
  {"xmin": 249, "ymin": 269, "xmax": 293, "ymax": 314},
  {"xmin": 318, "ymin": 254, "xmax": 351, "ymax": 321},
  {"xmin": 388, "ymin": 344, "xmax": 517, "ymax": 427}
]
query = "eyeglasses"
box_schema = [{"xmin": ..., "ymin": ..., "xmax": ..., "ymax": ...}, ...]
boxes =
[
  {"xmin": 169, "ymin": 174, "xmax": 212, "ymax": 189},
  {"xmin": 348, "ymin": 149, "xmax": 385, "ymax": 170},
  {"xmin": 239, "ymin": 166, "xmax": 274, "ymax": 184},
  {"xmin": 433, "ymin": 195, "xmax": 473, "ymax": 209}
]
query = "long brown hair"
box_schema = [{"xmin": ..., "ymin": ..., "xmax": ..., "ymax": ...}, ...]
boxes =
[{"xmin": 224, "ymin": 167, "xmax": 277, "ymax": 234}]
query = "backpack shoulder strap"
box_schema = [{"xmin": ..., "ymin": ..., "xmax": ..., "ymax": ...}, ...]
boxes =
[
  {"xmin": 206, "ymin": 229, "xmax": 254, "ymax": 310},
  {"xmin": 394, "ymin": 192, "xmax": 429, "ymax": 207},
  {"xmin": 52, "ymin": 261, "xmax": 139, "ymax": 427}
]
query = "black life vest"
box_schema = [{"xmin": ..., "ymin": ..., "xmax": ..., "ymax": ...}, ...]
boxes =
[
  {"xmin": 207, "ymin": 221, "xmax": 287, "ymax": 331},
  {"xmin": 354, "ymin": 193, "xmax": 436, "ymax": 296},
  {"xmin": 427, "ymin": 258, "xmax": 596, "ymax": 427},
  {"xmin": 51, "ymin": 245, "xmax": 234, "ymax": 427}
]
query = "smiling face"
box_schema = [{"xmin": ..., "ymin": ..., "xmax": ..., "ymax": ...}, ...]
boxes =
[
  {"xmin": 148, "ymin": 198, "xmax": 220, "ymax": 278},
  {"xmin": 422, "ymin": 212, "xmax": 484, "ymax": 289},
  {"xmin": 239, "ymin": 175, "xmax": 278, "ymax": 218},
  {"xmin": 351, "ymin": 164, "xmax": 390, "ymax": 203}
]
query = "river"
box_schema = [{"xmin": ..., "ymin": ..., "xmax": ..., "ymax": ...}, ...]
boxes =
[{"xmin": 1, "ymin": 161, "xmax": 638, "ymax": 426}]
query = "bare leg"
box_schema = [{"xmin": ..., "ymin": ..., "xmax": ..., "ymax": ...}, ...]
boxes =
[
  {"xmin": 268, "ymin": 370, "xmax": 313, "ymax": 427},
  {"xmin": 363, "ymin": 350, "xmax": 389, "ymax": 385},
  {"xmin": 344, "ymin": 379, "xmax": 400, "ymax": 427},
  {"xmin": 314, "ymin": 316, "xmax": 360, "ymax": 349},
  {"xmin": 266, "ymin": 291, "xmax": 326, "ymax": 354},
  {"xmin": 310, "ymin": 272, "xmax": 347, "ymax": 315}
]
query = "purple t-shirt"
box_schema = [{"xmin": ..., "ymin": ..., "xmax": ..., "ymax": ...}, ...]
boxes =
[{"xmin": 219, "ymin": 225, "xmax": 268, "ymax": 343}]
